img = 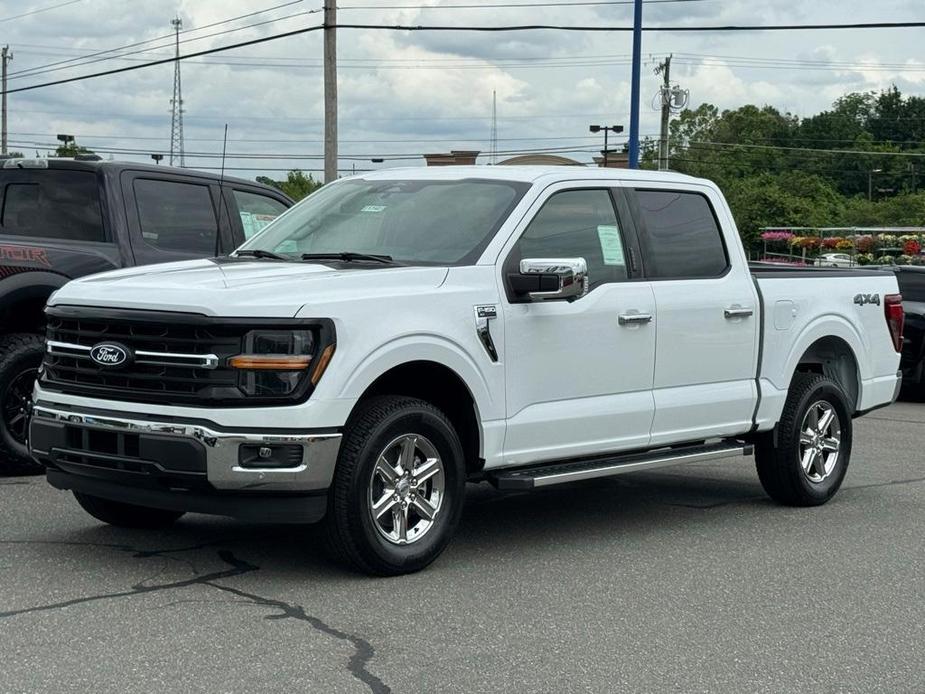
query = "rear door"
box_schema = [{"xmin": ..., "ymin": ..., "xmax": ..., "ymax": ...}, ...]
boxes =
[
  {"xmin": 121, "ymin": 172, "xmax": 224, "ymax": 266},
  {"xmin": 0, "ymin": 167, "xmax": 124, "ymax": 272},
  {"xmin": 627, "ymin": 185, "xmax": 759, "ymax": 445}
]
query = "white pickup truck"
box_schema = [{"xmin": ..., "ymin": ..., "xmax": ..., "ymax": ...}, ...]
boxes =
[{"xmin": 28, "ymin": 167, "xmax": 903, "ymax": 575}]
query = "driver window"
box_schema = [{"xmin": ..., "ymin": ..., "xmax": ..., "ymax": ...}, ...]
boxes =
[{"xmin": 512, "ymin": 188, "xmax": 628, "ymax": 289}]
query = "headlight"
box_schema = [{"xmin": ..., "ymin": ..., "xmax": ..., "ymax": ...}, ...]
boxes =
[{"xmin": 230, "ymin": 329, "xmax": 334, "ymax": 397}]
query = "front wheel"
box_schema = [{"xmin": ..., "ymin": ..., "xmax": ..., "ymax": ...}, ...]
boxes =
[
  {"xmin": 322, "ymin": 396, "xmax": 466, "ymax": 576},
  {"xmin": 754, "ymin": 373, "xmax": 853, "ymax": 506}
]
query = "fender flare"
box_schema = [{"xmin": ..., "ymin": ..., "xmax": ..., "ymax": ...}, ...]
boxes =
[
  {"xmin": 337, "ymin": 334, "xmax": 498, "ymax": 421},
  {"xmin": 779, "ymin": 314, "xmax": 866, "ymax": 396},
  {"xmin": 0, "ymin": 271, "xmax": 69, "ymax": 322}
]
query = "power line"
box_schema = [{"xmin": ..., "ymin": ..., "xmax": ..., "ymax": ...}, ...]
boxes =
[
  {"xmin": 688, "ymin": 141, "xmax": 925, "ymax": 158},
  {"xmin": 6, "ymin": 18, "xmax": 925, "ymax": 96},
  {"xmin": 332, "ymin": 21, "xmax": 925, "ymax": 33},
  {"xmin": 1, "ymin": 24, "xmax": 326, "ymax": 95},
  {"xmin": 7, "ymin": 1, "xmax": 315, "ymax": 80},
  {"xmin": 0, "ymin": 0, "xmax": 83, "ymax": 23}
]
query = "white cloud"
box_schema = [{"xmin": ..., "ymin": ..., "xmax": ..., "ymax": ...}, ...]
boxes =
[{"xmin": 2, "ymin": 0, "xmax": 922, "ymax": 176}]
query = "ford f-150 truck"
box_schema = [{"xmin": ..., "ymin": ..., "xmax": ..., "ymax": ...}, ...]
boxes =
[
  {"xmin": 28, "ymin": 167, "xmax": 903, "ymax": 575},
  {"xmin": 0, "ymin": 157, "xmax": 292, "ymax": 473}
]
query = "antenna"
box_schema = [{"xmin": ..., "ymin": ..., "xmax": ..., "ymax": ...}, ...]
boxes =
[
  {"xmin": 168, "ymin": 16, "xmax": 186, "ymax": 167},
  {"xmin": 490, "ymin": 91, "xmax": 498, "ymax": 165},
  {"xmin": 217, "ymin": 124, "xmax": 229, "ymax": 256},
  {"xmin": 220, "ymin": 123, "xmax": 228, "ymax": 185}
]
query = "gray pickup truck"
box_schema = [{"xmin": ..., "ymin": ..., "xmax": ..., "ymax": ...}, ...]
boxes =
[{"xmin": 0, "ymin": 157, "xmax": 292, "ymax": 473}]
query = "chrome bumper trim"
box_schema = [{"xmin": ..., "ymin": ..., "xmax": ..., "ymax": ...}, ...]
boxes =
[{"xmin": 30, "ymin": 404, "xmax": 341, "ymax": 492}]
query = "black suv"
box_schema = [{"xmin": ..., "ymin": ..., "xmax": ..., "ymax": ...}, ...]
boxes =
[{"xmin": 0, "ymin": 157, "xmax": 293, "ymax": 473}]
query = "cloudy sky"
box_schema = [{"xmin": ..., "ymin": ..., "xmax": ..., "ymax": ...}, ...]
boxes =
[{"xmin": 2, "ymin": 0, "xmax": 923, "ymax": 179}]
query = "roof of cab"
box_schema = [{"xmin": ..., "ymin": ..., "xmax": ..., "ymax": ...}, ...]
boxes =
[
  {"xmin": 350, "ymin": 165, "xmax": 706, "ymax": 186},
  {"xmin": 1, "ymin": 157, "xmax": 277, "ymax": 191}
]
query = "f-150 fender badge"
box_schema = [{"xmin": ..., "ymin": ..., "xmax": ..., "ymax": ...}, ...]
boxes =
[
  {"xmin": 854, "ymin": 293, "xmax": 881, "ymax": 307},
  {"xmin": 474, "ymin": 305, "xmax": 499, "ymax": 362}
]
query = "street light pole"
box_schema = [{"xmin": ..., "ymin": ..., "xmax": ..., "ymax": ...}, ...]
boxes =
[
  {"xmin": 868, "ymin": 168, "xmax": 883, "ymax": 201},
  {"xmin": 590, "ymin": 125, "xmax": 624, "ymax": 168}
]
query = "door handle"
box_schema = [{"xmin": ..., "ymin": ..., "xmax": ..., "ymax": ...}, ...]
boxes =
[
  {"xmin": 724, "ymin": 306, "xmax": 754, "ymax": 319},
  {"xmin": 618, "ymin": 313, "xmax": 653, "ymax": 326}
]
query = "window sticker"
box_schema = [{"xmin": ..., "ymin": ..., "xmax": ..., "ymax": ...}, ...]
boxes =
[
  {"xmin": 597, "ymin": 225, "xmax": 625, "ymax": 265},
  {"xmin": 361, "ymin": 205, "xmax": 387, "ymax": 213}
]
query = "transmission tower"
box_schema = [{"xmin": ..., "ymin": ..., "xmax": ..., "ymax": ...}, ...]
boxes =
[
  {"xmin": 169, "ymin": 17, "xmax": 185, "ymax": 167},
  {"xmin": 489, "ymin": 90, "xmax": 498, "ymax": 165}
]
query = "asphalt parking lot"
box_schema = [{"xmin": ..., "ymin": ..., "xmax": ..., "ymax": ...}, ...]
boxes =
[{"xmin": 1, "ymin": 401, "xmax": 923, "ymax": 694}]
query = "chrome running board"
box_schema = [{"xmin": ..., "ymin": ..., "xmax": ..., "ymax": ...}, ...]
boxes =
[{"xmin": 489, "ymin": 439, "xmax": 752, "ymax": 490}]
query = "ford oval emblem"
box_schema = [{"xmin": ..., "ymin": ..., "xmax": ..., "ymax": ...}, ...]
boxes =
[{"xmin": 89, "ymin": 343, "xmax": 131, "ymax": 368}]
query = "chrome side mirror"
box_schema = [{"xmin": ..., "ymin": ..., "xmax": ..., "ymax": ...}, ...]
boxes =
[{"xmin": 510, "ymin": 258, "xmax": 589, "ymax": 302}]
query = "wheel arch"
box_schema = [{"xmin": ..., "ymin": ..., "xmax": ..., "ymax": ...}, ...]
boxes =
[
  {"xmin": 792, "ymin": 334, "xmax": 861, "ymax": 413},
  {"xmin": 347, "ymin": 360, "xmax": 485, "ymax": 477},
  {"xmin": 0, "ymin": 271, "xmax": 68, "ymax": 336}
]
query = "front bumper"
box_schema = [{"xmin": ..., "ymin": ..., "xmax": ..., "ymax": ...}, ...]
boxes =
[{"xmin": 29, "ymin": 402, "xmax": 342, "ymax": 522}]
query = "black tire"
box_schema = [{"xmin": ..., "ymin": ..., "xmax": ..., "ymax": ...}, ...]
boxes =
[
  {"xmin": 322, "ymin": 396, "xmax": 466, "ymax": 576},
  {"xmin": 73, "ymin": 492, "xmax": 186, "ymax": 529},
  {"xmin": 755, "ymin": 372, "xmax": 853, "ymax": 506},
  {"xmin": 0, "ymin": 333, "xmax": 45, "ymax": 475}
]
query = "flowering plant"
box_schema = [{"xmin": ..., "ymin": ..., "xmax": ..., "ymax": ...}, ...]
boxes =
[
  {"xmin": 835, "ymin": 239, "xmax": 855, "ymax": 251},
  {"xmin": 821, "ymin": 237, "xmax": 840, "ymax": 249},
  {"xmin": 874, "ymin": 255, "xmax": 896, "ymax": 265},
  {"xmin": 761, "ymin": 231, "xmax": 795, "ymax": 243},
  {"xmin": 856, "ymin": 253, "xmax": 874, "ymax": 266},
  {"xmin": 855, "ymin": 235, "xmax": 877, "ymax": 253},
  {"xmin": 903, "ymin": 239, "xmax": 922, "ymax": 256},
  {"xmin": 878, "ymin": 234, "xmax": 898, "ymax": 246},
  {"xmin": 896, "ymin": 255, "xmax": 915, "ymax": 265}
]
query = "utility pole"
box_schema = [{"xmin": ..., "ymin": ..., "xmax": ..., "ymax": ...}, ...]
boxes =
[
  {"xmin": 168, "ymin": 17, "xmax": 185, "ymax": 167},
  {"xmin": 628, "ymin": 0, "xmax": 643, "ymax": 169},
  {"xmin": 655, "ymin": 55, "xmax": 672, "ymax": 171},
  {"xmin": 1, "ymin": 46, "xmax": 11, "ymax": 156},
  {"xmin": 323, "ymin": 0, "xmax": 338, "ymax": 184}
]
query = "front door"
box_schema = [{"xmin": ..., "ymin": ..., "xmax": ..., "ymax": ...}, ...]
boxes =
[{"xmin": 500, "ymin": 185, "xmax": 657, "ymax": 466}]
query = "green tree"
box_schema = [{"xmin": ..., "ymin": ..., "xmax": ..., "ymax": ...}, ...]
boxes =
[
  {"xmin": 54, "ymin": 139, "xmax": 94, "ymax": 158},
  {"xmin": 256, "ymin": 170, "xmax": 322, "ymax": 201}
]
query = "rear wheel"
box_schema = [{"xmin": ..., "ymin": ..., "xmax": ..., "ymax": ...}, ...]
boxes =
[
  {"xmin": 755, "ymin": 373, "xmax": 852, "ymax": 506},
  {"xmin": 322, "ymin": 396, "xmax": 466, "ymax": 576},
  {"xmin": 0, "ymin": 334, "xmax": 45, "ymax": 475},
  {"xmin": 74, "ymin": 492, "xmax": 185, "ymax": 529}
]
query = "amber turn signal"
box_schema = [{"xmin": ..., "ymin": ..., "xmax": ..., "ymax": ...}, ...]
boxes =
[
  {"xmin": 229, "ymin": 355, "xmax": 312, "ymax": 370},
  {"xmin": 310, "ymin": 344, "xmax": 336, "ymax": 385}
]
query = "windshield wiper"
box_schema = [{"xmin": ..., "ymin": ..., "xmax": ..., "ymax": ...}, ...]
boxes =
[
  {"xmin": 301, "ymin": 252, "xmax": 398, "ymax": 265},
  {"xmin": 235, "ymin": 249, "xmax": 288, "ymax": 261}
]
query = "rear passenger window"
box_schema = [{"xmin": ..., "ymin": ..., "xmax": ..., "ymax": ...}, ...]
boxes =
[
  {"xmin": 634, "ymin": 190, "xmax": 727, "ymax": 279},
  {"xmin": 134, "ymin": 179, "xmax": 217, "ymax": 255},
  {"xmin": 513, "ymin": 189, "xmax": 628, "ymax": 289},
  {"xmin": 0, "ymin": 171, "xmax": 104, "ymax": 242}
]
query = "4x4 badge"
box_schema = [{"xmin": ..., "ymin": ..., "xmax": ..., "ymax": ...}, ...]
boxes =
[{"xmin": 854, "ymin": 293, "xmax": 881, "ymax": 307}]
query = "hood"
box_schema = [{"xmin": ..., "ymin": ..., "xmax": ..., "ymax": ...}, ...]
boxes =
[{"xmin": 50, "ymin": 258, "xmax": 450, "ymax": 317}]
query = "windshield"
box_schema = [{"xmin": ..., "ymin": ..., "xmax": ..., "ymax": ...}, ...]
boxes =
[{"xmin": 238, "ymin": 178, "xmax": 529, "ymax": 265}]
